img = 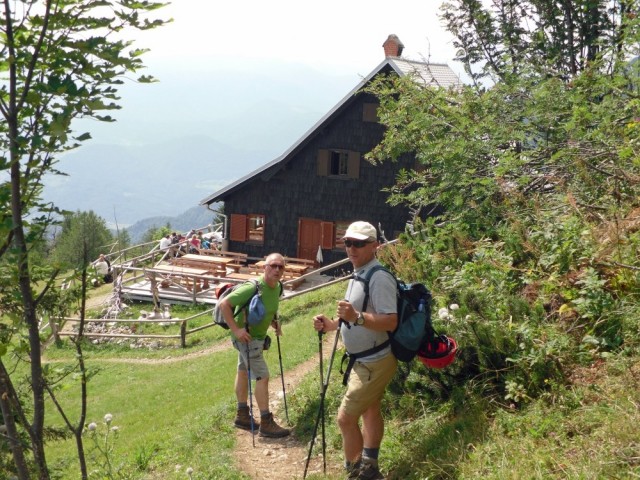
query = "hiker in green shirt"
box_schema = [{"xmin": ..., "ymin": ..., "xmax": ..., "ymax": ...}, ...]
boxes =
[{"xmin": 218, "ymin": 252, "xmax": 290, "ymax": 438}]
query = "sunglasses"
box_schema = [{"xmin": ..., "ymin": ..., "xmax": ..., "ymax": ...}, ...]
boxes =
[
  {"xmin": 344, "ymin": 239, "xmax": 373, "ymax": 248},
  {"xmin": 267, "ymin": 263, "xmax": 285, "ymax": 270}
]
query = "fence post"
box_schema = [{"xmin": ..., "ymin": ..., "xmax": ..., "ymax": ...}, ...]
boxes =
[
  {"xmin": 180, "ymin": 320, "xmax": 187, "ymax": 348},
  {"xmin": 51, "ymin": 318, "xmax": 60, "ymax": 343}
]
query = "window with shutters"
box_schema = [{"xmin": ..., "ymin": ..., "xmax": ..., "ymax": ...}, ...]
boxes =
[
  {"xmin": 247, "ymin": 214, "xmax": 265, "ymax": 243},
  {"xmin": 317, "ymin": 149, "xmax": 360, "ymax": 179},
  {"xmin": 330, "ymin": 150, "xmax": 349, "ymax": 175},
  {"xmin": 229, "ymin": 213, "xmax": 265, "ymax": 244},
  {"xmin": 334, "ymin": 221, "xmax": 351, "ymax": 249}
]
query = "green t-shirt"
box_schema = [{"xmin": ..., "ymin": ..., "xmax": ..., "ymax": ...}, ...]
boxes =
[{"xmin": 226, "ymin": 277, "xmax": 281, "ymax": 340}]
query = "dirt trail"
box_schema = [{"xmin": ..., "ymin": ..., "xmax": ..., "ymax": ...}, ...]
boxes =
[
  {"xmin": 64, "ymin": 292, "xmax": 344, "ymax": 478},
  {"xmin": 233, "ymin": 334, "xmax": 342, "ymax": 480}
]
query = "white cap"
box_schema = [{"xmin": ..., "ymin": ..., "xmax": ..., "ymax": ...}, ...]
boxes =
[{"xmin": 343, "ymin": 221, "xmax": 377, "ymax": 241}]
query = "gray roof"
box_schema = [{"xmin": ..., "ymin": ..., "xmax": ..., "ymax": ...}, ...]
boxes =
[{"xmin": 200, "ymin": 57, "xmax": 461, "ymax": 205}]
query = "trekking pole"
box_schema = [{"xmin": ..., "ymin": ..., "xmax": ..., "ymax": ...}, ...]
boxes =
[
  {"xmin": 319, "ymin": 331, "xmax": 327, "ymax": 474},
  {"xmin": 303, "ymin": 322, "xmax": 342, "ymax": 479},
  {"xmin": 276, "ymin": 332, "xmax": 289, "ymax": 423},
  {"xmin": 246, "ymin": 326, "xmax": 256, "ymax": 447}
]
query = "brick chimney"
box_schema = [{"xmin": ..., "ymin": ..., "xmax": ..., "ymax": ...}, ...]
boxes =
[{"xmin": 383, "ymin": 34, "xmax": 404, "ymax": 58}]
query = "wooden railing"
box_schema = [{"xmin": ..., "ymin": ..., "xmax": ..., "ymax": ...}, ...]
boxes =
[{"xmin": 51, "ymin": 308, "xmax": 215, "ymax": 348}]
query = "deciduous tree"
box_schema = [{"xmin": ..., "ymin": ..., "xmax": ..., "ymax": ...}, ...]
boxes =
[{"xmin": 0, "ymin": 1, "xmax": 167, "ymax": 478}]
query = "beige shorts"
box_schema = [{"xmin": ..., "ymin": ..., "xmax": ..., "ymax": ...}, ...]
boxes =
[
  {"xmin": 232, "ymin": 338, "xmax": 269, "ymax": 380},
  {"xmin": 340, "ymin": 353, "xmax": 397, "ymax": 417}
]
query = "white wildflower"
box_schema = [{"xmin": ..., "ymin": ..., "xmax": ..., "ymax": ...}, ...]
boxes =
[
  {"xmin": 449, "ymin": 304, "xmax": 459, "ymax": 310},
  {"xmin": 465, "ymin": 315, "xmax": 471, "ymax": 321},
  {"xmin": 104, "ymin": 413, "xmax": 113, "ymax": 424},
  {"xmin": 88, "ymin": 422, "xmax": 97, "ymax": 431},
  {"xmin": 438, "ymin": 307, "xmax": 450, "ymax": 320},
  {"xmin": 111, "ymin": 426, "xmax": 119, "ymax": 433},
  {"xmin": 186, "ymin": 466, "xmax": 194, "ymax": 477}
]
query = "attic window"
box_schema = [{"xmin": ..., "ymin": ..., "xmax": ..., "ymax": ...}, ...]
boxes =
[
  {"xmin": 330, "ymin": 151, "xmax": 349, "ymax": 175},
  {"xmin": 317, "ymin": 149, "xmax": 360, "ymax": 178}
]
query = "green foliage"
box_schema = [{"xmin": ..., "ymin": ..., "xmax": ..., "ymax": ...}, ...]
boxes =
[
  {"xmin": 140, "ymin": 223, "xmax": 172, "ymax": 244},
  {"xmin": 367, "ymin": 0, "xmax": 640, "ymax": 411},
  {"xmin": 50, "ymin": 210, "xmax": 114, "ymax": 269},
  {"xmin": 1, "ymin": 1, "xmax": 168, "ymax": 477},
  {"xmin": 440, "ymin": 0, "xmax": 640, "ymax": 84}
]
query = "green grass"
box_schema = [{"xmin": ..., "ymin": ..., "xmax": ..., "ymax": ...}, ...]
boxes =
[
  {"xmin": 41, "ymin": 283, "xmax": 345, "ymax": 479},
  {"xmin": 9, "ymin": 280, "xmax": 640, "ymax": 479}
]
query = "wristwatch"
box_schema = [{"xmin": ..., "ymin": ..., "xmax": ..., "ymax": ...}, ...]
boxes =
[{"xmin": 355, "ymin": 311, "xmax": 365, "ymax": 326}]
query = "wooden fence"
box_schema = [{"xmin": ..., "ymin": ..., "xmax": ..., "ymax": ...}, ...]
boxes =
[
  {"xmin": 51, "ymin": 308, "xmax": 215, "ymax": 348},
  {"xmin": 52, "ymin": 233, "xmax": 403, "ymax": 348}
]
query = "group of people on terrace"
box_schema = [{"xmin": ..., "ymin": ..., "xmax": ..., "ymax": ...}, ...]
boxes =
[{"xmin": 158, "ymin": 229, "xmax": 223, "ymax": 258}]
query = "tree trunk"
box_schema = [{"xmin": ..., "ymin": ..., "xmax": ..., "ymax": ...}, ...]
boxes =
[{"xmin": 0, "ymin": 363, "xmax": 30, "ymax": 479}]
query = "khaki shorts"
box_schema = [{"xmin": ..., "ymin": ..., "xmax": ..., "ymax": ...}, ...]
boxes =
[
  {"xmin": 340, "ymin": 353, "xmax": 397, "ymax": 417},
  {"xmin": 232, "ymin": 338, "xmax": 269, "ymax": 380}
]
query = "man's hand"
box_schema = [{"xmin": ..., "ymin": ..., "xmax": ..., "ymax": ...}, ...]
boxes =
[
  {"xmin": 313, "ymin": 314, "xmax": 337, "ymax": 333},
  {"xmin": 233, "ymin": 327, "xmax": 251, "ymax": 343},
  {"xmin": 272, "ymin": 320, "xmax": 283, "ymax": 336},
  {"xmin": 336, "ymin": 300, "xmax": 357, "ymax": 323}
]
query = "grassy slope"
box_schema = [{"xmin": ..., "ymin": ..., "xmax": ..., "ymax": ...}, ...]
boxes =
[
  {"xmin": 40, "ymin": 282, "xmax": 640, "ymax": 479},
  {"xmin": 42, "ymin": 283, "xmax": 342, "ymax": 479}
]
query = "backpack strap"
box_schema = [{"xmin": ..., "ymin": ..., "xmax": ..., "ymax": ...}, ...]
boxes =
[
  {"xmin": 235, "ymin": 280, "xmax": 260, "ymax": 314},
  {"xmin": 340, "ymin": 339, "xmax": 390, "ymax": 386},
  {"xmin": 356, "ymin": 265, "xmax": 395, "ymax": 313}
]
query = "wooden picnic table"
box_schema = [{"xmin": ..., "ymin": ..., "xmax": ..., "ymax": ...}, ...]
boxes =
[
  {"xmin": 152, "ymin": 264, "xmax": 211, "ymax": 291},
  {"xmin": 181, "ymin": 254, "xmax": 234, "ymax": 265},
  {"xmin": 173, "ymin": 254, "xmax": 234, "ymax": 276},
  {"xmin": 153, "ymin": 264, "xmax": 209, "ymax": 276}
]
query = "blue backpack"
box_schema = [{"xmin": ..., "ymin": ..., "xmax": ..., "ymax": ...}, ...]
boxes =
[{"xmin": 341, "ymin": 266, "xmax": 433, "ymax": 384}]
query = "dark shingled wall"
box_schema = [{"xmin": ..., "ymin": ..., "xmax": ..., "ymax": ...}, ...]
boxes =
[{"xmin": 224, "ymin": 91, "xmax": 415, "ymax": 264}]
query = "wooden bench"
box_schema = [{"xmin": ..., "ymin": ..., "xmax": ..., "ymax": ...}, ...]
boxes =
[
  {"xmin": 206, "ymin": 251, "xmax": 248, "ymax": 273},
  {"xmin": 283, "ymin": 257, "xmax": 316, "ymax": 269}
]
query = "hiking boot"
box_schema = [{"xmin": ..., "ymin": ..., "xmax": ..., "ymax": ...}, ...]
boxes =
[
  {"xmin": 346, "ymin": 462, "xmax": 362, "ymax": 479},
  {"xmin": 233, "ymin": 406, "xmax": 259, "ymax": 431},
  {"xmin": 357, "ymin": 461, "xmax": 384, "ymax": 480},
  {"xmin": 258, "ymin": 413, "xmax": 290, "ymax": 438}
]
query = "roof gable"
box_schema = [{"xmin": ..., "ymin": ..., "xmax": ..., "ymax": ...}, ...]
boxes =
[{"xmin": 200, "ymin": 57, "xmax": 460, "ymax": 205}]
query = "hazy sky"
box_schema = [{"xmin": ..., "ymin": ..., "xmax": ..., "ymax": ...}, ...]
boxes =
[
  {"xmin": 83, "ymin": 0, "xmax": 462, "ymax": 146},
  {"xmin": 52, "ymin": 0, "xmax": 465, "ymax": 223},
  {"xmin": 140, "ymin": 0, "xmax": 460, "ymax": 72}
]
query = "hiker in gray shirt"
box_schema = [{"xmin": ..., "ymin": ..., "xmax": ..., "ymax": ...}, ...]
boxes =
[{"xmin": 313, "ymin": 221, "xmax": 397, "ymax": 480}]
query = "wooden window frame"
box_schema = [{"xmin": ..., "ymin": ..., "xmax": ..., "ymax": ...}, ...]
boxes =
[
  {"xmin": 317, "ymin": 149, "xmax": 360, "ymax": 179},
  {"xmin": 333, "ymin": 220, "xmax": 351, "ymax": 250},
  {"xmin": 229, "ymin": 213, "xmax": 265, "ymax": 244}
]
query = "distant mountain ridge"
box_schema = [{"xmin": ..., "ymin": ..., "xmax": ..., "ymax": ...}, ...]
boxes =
[
  {"xmin": 41, "ymin": 62, "xmax": 358, "ymax": 225},
  {"xmin": 122, "ymin": 205, "xmax": 218, "ymax": 243}
]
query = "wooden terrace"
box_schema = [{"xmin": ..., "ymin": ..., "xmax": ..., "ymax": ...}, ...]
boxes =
[{"xmin": 116, "ymin": 249, "xmax": 334, "ymax": 306}]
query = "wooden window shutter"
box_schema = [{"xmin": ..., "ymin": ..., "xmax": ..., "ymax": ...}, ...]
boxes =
[
  {"xmin": 229, "ymin": 214, "xmax": 248, "ymax": 241},
  {"xmin": 320, "ymin": 221, "xmax": 334, "ymax": 249},
  {"xmin": 317, "ymin": 149, "xmax": 329, "ymax": 176},
  {"xmin": 347, "ymin": 151, "xmax": 360, "ymax": 178},
  {"xmin": 362, "ymin": 103, "xmax": 379, "ymax": 122}
]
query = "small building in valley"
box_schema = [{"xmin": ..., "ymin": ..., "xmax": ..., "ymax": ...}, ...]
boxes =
[{"xmin": 200, "ymin": 35, "xmax": 460, "ymax": 264}]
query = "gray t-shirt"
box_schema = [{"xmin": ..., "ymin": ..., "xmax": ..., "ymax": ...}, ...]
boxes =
[{"xmin": 341, "ymin": 258, "xmax": 397, "ymax": 362}]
